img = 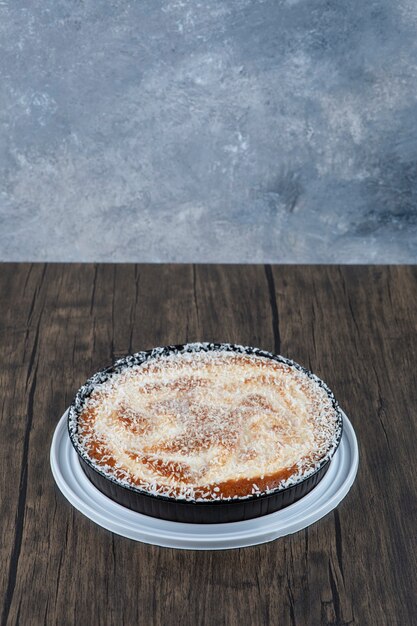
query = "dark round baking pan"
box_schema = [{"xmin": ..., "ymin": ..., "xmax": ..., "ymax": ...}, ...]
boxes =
[{"xmin": 68, "ymin": 342, "xmax": 343, "ymax": 524}]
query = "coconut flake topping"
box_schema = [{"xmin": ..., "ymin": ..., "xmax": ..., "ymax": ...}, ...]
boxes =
[{"xmin": 69, "ymin": 345, "xmax": 342, "ymax": 501}]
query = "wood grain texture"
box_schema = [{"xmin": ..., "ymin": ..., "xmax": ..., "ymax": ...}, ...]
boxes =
[{"xmin": 0, "ymin": 264, "xmax": 416, "ymax": 626}]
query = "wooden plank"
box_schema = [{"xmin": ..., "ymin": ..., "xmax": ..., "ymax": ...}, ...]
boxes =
[
  {"xmin": 0, "ymin": 263, "xmax": 415, "ymax": 626},
  {"xmin": 270, "ymin": 265, "xmax": 417, "ymax": 625}
]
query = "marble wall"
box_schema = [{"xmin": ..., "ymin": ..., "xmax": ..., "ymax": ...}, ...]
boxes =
[{"xmin": 1, "ymin": 0, "xmax": 416, "ymax": 262}]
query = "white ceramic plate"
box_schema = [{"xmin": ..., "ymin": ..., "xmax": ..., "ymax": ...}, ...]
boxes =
[{"xmin": 50, "ymin": 410, "xmax": 358, "ymax": 550}]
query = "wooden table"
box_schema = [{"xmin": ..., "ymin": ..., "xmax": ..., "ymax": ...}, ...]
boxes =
[{"xmin": 1, "ymin": 264, "xmax": 416, "ymax": 625}]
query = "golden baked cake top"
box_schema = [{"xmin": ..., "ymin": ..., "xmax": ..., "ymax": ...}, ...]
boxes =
[{"xmin": 71, "ymin": 347, "xmax": 342, "ymax": 501}]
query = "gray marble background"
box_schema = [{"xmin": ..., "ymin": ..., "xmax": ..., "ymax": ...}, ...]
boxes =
[{"xmin": 1, "ymin": 0, "xmax": 416, "ymax": 263}]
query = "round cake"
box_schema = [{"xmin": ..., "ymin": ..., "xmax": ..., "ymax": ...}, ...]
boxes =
[{"xmin": 69, "ymin": 344, "xmax": 342, "ymax": 503}]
